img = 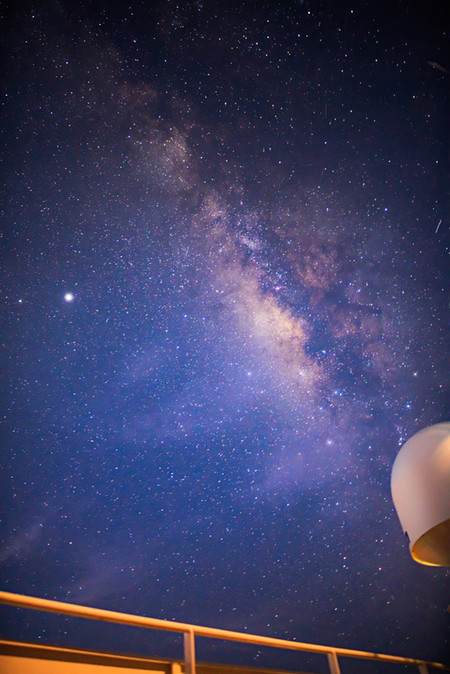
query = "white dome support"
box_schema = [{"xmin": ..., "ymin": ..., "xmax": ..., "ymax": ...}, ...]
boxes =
[{"xmin": 391, "ymin": 422, "xmax": 450, "ymax": 566}]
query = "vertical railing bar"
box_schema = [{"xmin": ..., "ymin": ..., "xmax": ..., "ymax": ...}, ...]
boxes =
[
  {"xmin": 184, "ymin": 628, "xmax": 196, "ymax": 674},
  {"xmin": 327, "ymin": 649, "xmax": 341, "ymax": 674},
  {"xmin": 419, "ymin": 666, "xmax": 429, "ymax": 674}
]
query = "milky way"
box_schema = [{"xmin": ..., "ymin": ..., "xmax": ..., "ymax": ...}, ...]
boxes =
[{"xmin": 1, "ymin": 1, "xmax": 449, "ymax": 669}]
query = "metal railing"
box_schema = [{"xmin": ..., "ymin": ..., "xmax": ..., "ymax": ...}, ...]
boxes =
[{"xmin": 0, "ymin": 591, "xmax": 448, "ymax": 674}]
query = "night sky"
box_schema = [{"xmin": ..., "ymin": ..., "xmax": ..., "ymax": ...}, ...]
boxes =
[{"xmin": 1, "ymin": 0, "xmax": 449, "ymax": 670}]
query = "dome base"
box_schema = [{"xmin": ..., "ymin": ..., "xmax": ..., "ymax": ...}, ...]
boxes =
[{"xmin": 411, "ymin": 518, "xmax": 450, "ymax": 566}]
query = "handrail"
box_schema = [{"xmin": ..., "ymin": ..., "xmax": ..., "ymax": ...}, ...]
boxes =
[{"xmin": 0, "ymin": 591, "xmax": 448, "ymax": 674}]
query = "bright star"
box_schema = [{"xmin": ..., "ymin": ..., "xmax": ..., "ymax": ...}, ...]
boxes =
[{"xmin": 64, "ymin": 292, "xmax": 74, "ymax": 302}]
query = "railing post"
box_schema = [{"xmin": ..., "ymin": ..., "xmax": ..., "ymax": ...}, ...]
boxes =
[
  {"xmin": 184, "ymin": 628, "xmax": 196, "ymax": 674},
  {"xmin": 419, "ymin": 666, "xmax": 429, "ymax": 674},
  {"xmin": 327, "ymin": 650, "xmax": 341, "ymax": 674}
]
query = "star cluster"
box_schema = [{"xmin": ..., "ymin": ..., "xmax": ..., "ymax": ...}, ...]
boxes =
[{"xmin": 1, "ymin": 0, "xmax": 449, "ymax": 669}]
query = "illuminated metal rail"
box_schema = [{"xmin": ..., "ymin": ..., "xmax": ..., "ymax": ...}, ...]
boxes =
[{"xmin": 0, "ymin": 591, "xmax": 448, "ymax": 674}]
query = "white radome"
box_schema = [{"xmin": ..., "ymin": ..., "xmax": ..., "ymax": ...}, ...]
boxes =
[{"xmin": 391, "ymin": 422, "xmax": 450, "ymax": 566}]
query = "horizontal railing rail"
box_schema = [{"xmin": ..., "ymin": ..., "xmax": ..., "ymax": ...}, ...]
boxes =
[{"xmin": 0, "ymin": 591, "xmax": 448, "ymax": 674}]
